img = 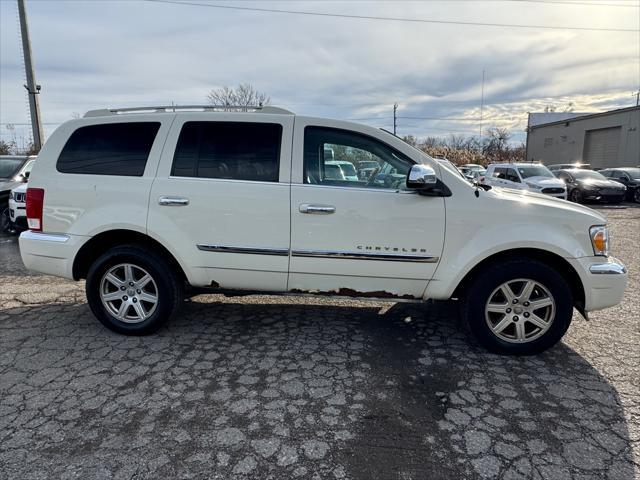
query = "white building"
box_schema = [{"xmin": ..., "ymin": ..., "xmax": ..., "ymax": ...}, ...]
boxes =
[{"xmin": 525, "ymin": 106, "xmax": 639, "ymax": 168}]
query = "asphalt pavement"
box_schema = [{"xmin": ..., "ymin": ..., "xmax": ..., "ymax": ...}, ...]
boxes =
[{"xmin": 0, "ymin": 206, "xmax": 638, "ymax": 479}]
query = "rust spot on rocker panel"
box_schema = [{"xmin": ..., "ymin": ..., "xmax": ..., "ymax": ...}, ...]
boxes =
[{"xmin": 290, "ymin": 288, "xmax": 418, "ymax": 300}]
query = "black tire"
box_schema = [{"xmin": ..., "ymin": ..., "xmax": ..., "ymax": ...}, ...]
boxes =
[
  {"xmin": 569, "ymin": 189, "xmax": 582, "ymax": 203},
  {"xmin": 634, "ymin": 188, "xmax": 640, "ymax": 204},
  {"xmin": 86, "ymin": 245, "xmax": 183, "ymax": 335},
  {"xmin": 461, "ymin": 259, "xmax": 573, "ymax": 355},
  {"xmin": 0, "ymin": 204, "xmax": 10, "ymax": 233}
]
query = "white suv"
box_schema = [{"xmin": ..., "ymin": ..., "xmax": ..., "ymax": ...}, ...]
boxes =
[
  {"xmin": 483, "ymin": 163, "xmax": 567, "ymax": 199},
  {"xmin": 19, "ymin": 106, "xmax": 627, "ymax": 354}
]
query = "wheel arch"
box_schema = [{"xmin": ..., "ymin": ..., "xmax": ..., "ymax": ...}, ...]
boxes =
[
  {"xmin": 72, "ymin": 229, "xmax": 188, "ymax": 283},
  {"xmin": 451, "ymin": 248, "xmax": 585, "ymax": 311}
]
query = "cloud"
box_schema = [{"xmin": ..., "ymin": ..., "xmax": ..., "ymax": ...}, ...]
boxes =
[{"xmin": 1, "ymin": 0, "xmax": 638, "ymax": 145}]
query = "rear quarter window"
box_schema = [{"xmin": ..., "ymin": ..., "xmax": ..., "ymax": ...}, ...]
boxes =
[{"xmin": 56, "ymin": 122, "xmax": 161, "ymax": 176}]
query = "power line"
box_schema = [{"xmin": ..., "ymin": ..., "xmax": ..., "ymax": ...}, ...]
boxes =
[{"xmin": 142, "ymin": 0, "xmax": 639, "ymax": 32}]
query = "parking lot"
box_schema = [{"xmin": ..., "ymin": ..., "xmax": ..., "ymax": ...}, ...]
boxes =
[{"xmin": 0, "ymin": 205, "xmax": 638, "ymax": 480}]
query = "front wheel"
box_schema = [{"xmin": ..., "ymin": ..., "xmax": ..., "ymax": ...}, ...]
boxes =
[
  {"xmin": 569, "ymin": 189, "xmax": 582, "ymax": 203},
  {"xmin": 634, "ymin": 188, "xmax": 640, "ymax": 204},
  {"xmin": 0, "ymin": 204, "xmax": 10, "ymax": 232},
  {"xmin": 86, "ymin": 245, "xmax": 183, "ymax": 335},
  {"xmin": 461, "ymin": 259, "xmax": 573, "ymax": 355}
]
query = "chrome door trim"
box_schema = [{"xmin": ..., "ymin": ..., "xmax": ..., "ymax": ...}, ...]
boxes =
[
  {"xmin": 291, "ymin": 249, "xmax": 439, "ymax": 263},
  {"xmin": 197, "ymin": 244, "xmax": 289, "ymax": 256}
]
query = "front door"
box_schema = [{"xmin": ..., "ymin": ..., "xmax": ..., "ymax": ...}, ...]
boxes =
[
  {"xmin": 148, "ymin": 113, "xmax": 293, "ymax": 291},
  {"xmin": 288, "ymin": 121, "xmax": 446, "ymax": 299}
]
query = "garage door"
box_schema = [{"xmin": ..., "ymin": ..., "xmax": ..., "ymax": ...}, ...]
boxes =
[{"xmin": 583, "ymin": 127, "xmax": 621, "ymax": 168}]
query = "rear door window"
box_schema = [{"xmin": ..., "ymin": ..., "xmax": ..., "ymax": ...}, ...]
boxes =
[
  {"xmin": 57, "ymin": 122, "xmax": 160, "ymax": 176},
  {"xmin": 171, "ymin": 121, "xmax": 282, "ymax": 182}
]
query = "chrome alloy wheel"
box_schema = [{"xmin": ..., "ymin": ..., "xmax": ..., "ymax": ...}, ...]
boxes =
[
  {"xmin": 485, "ymin": 278, "xmax": 555, "ymax": 343},
  {"xmin": 99, "ymin": 263, "xmax": 158, "ymax": 323}
]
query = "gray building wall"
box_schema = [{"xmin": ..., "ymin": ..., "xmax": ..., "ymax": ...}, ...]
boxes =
[{"xmin": 526, "ymin": 106, "xmax": 639, "ymax": 168}]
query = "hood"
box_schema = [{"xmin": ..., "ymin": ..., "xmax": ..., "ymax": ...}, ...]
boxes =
[
  {"xmin": 523, "ymin": 176, "xmax": 565, "ymax": 187},
  {"xmin": 489, "ymin": 186, "xmax": 605, "ymax": 224},
  {"xmin": 12, "ymin": 183, "xmax": 28, "ymax": 194},
  {"xmin": 577, "ymin": 178, "xmax": 625, "ymax": 189}
]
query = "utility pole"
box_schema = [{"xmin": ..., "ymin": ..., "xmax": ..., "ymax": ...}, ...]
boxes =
[
  {"xmin": 393, "ymin": 103, "xmax": 398, "ymax": 135},
  {"xmin": 479, "ymin": 69, "xmax": 485, "ymax": 141},
  {"xmin": 17, "ymin": 0, "xmax": 44, "ymax": 152}
]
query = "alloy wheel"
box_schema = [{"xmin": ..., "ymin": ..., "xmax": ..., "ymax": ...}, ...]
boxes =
[
  {"xmin": 485, "ymin": 278, "xmax": 555, "ymax": 343},
  {"xmin": 99, "ymin": 263, "xmax": 158, "ymax": 323}
]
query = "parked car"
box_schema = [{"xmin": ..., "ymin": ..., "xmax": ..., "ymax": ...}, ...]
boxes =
[
  {"xmin": 461, "ymin": 164, "xmax": 486, "ymax": 174},
  {"xmin": 8, "ymin": 183, "xmax": 28, "ymax": 231},
  {"xmin": 326, "ymin": 160, "xmax": 358, "ymax": 181},
  {"xmin": 20, "ymin": 105, "xmax": 627, "ymax": 355},
  {"xmin": 548, "ymin": 163, "xmax": 591, "ymax": 172},
  {"xmin": 1, "ymin": 155, "xmax": 35, "ymax": 232},
  {"xmin": 482, "ymin": 163, "xmax": 567, "ymax": 199},
  {"xmin": 555, "ymin": 169, "xmax": 627, "ymax": 204},
  {"xmin": 598, "ymin": 167, "xmax": 640, "ymax": 203}
]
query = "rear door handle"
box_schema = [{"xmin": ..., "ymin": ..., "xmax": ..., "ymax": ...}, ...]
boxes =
[
  {"xmin": 299, "ymin": 203, "xmax": 336, "ymax": 214},
  {"xmin": 159, "ymin": 196, "xmax": 189, "ymax": 206}
]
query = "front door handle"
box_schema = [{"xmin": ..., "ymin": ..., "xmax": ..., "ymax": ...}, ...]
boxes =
[
  {"xmin": 159, "ymin": 196, "xmax": 189, "ymax": 206},
  {"xmin": 299, "ymin": 203, "xmax": 336, "ymax": 214}
]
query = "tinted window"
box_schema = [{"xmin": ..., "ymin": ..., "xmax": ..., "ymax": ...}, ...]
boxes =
[
  {"xmin": 304, "ymin": 126, "xmax": 413, "ymax": 189},
  {"xmin": 171, "ymin": 122, "xmax": 282, "ymax": 182},
  {"xmin": 505, "ymin": 169, "xmax": 520, "ymax": 183},
  {"xmin": 493, "ymin": 167, "xmax": 506, "ymax": 179},
  {"xmin": 57, "ymin": 123, "xmax": 160, "ymax": 176},
  {"xmin": 0, "ymin": 158, "xmax": 25, "ymax": 178}
]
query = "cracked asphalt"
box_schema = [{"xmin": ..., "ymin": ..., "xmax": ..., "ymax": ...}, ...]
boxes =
[{"xmin": 0, "ymin": 206, "xmax": 638, "ymax": 480}]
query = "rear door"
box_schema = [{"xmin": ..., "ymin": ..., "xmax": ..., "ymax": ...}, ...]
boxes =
[
  {"xmin": 288, "ymin": 120, "xmax": 445, "ymax": 299},
  {"xmin": 147, "ymin": 113, "xmax": 293, "ymax": 290}
]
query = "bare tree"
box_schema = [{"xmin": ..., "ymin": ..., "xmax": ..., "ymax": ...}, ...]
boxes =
[
  {"xmin": 207, "ymin": 83, "xmax": 271, "ymax": 109},
  {"xmin": 0, "ymin": 140, "xmax": 14, "ymax": 155}
]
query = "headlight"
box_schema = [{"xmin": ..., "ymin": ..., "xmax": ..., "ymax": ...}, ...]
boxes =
[
  {"xmin": 590, "ymin": 225, "xmax": 609, "ymax": 256},
  {"xmin": 525, "ymin": 182, "xmax": 542, "ymax": 189}
]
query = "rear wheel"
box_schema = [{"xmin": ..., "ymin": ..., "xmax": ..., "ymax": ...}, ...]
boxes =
[
  {"xmin": 462, "ymin": 259, "xmax": 573, "ymax": 355},
  {"xmin": 86, "ymin": 245, "xmax": 183, "ymax": 335}
]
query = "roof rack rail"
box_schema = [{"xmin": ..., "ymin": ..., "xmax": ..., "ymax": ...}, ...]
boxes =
[{"xmin": 84, "ymin": 105, "xmax": 294, "ymax": 118}]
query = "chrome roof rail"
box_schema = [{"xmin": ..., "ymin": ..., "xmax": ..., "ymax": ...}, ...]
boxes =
[{"xmin": 84, "ymin": 105, "xmax": 294, "ymax": 117}]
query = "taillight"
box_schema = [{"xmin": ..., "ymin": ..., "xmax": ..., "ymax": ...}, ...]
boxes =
[{"xmin": 26, "ymin": 188, "xmax": 44, "ymax": 232}]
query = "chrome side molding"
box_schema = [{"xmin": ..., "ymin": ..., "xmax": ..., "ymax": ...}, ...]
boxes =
[
  {"xmin": 19, "ymin": 231, "xmax": 70, "ymax": 243},
  {"xmin": 197, "ymin": 244, "xmax": 289, "ymax": 256},
  {"xmin": 291, "ymin": 249, "xmax": 439, "ymax": 263}
]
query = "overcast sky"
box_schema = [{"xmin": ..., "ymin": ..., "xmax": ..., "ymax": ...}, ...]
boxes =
[{"xmin": 1, "ymin": 0, "xmax": 639, "ymax": 147}]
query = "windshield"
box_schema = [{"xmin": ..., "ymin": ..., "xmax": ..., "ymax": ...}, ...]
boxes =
[
  {"xmin": 517, "ymin": 165, "xmax": 554, "ymax": 179},
  {"xmin": 339, "ymin": 163, "xmax": 357, "ymax": 176},
  {"xmin": 0, "ymin": 158, "xmax": 24, "ymax": 178},
  {"xmin": 572, "ymin": 170, "xmax": 607, "ymax": 181}
]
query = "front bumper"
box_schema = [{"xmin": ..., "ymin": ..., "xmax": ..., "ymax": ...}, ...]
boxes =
[
  {"xmin": 570, "ymin": 256, "xmax": 628, "ymax": 312},
  {"xmin": 19, "ymin": 231, "xmax": 87, "ymax": 279}
]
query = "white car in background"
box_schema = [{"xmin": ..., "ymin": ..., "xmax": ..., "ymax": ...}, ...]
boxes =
[
  {"xmin": 8, "ymin": 183, "xmax": 28, "ymax": 231},
  {"xmin": 482, "ymin": 163, "xmax": 567, "ymax": 199},
  {"xmin": 326, "ymin": 160, "xmax": 358, "ymax": 181}
]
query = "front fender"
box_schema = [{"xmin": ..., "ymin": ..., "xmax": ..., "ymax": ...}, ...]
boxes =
[{"xmin": 425, "ymin": 222, "xmax": 588, "ymax": 300}]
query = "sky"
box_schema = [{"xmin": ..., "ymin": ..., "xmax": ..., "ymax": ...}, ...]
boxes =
[{"xmin": 1, "ymin": 0, "xmax": 639, "ymax": 148}]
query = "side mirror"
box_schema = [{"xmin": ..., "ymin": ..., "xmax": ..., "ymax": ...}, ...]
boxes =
[
  {"xmin": 23, "ymin": 171, "xmax": 30, "ymax": 181},
  {"xmin": 406, "ymin": 164, "xmax": 451, "ymax": 197},
  {"xmin": 407, "ymin": 164, "xmax": 437, "ymax": 188}
]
